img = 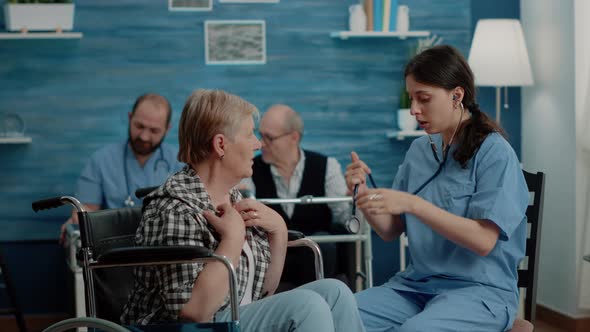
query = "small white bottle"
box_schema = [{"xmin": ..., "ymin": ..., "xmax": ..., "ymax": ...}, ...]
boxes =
[
  {"xmin": 349, "ymin": 4, "xmax": 367, "ymax": 32},
  {"xmin": 396, "ymin": 5, "xmax": 410, "ymax": 33}
]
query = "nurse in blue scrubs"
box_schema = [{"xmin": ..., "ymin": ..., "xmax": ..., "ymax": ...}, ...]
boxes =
[
  {"xmin": 346, "ymin": 45, "xmax": 528, "ymax": 332},
  {"xmin": 59, "ymin": 94, "xmax": 183, "ymax": 242}
]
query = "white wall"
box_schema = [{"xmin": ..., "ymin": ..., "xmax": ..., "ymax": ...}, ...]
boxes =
[
  {"xmin": 574, "ymin": 0, "xmax": 590, "ymax": 312},
  {"xmin": 521, "ymin": 0, "xmax": 590, "ymax": 318}
]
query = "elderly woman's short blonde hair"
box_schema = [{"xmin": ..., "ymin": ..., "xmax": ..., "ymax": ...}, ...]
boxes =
[{"xmin": 178, "ymin": 89, "xmax": 259, "ymax": 165}]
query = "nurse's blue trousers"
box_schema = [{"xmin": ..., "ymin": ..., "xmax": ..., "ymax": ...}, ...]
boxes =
[{"xmin": 356, "ymin": 285, "xmax": 512, "ymax": 332}]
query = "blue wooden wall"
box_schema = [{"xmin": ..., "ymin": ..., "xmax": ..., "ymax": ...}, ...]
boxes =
[{"xmin": 0, "ymin": 0, "xmax": 520, "ymax": 315}]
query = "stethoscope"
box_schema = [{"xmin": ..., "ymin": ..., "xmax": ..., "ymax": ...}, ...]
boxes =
[
  {"xmin": 123, "ymin": 140, "xmax": 170, "ymax": 207},
  {"xmin": 411, "ymin": 101, "xmax": 465, "ymax": 196}
]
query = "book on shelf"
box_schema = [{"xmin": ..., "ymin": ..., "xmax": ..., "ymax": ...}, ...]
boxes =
[
  {"xmin": 364, "ymin": 0, "xmax": 374, "ymax": 31},
  {"xmin": 365, "ymin": 0, "xmax": 398, "ymax": 32},
  {"xmin": 388, "ymin": 0, "xmax": 398, "ymax": 32},
  {"xmin": 383, "ymin": 0, "xmax": 391, "ymax": 31},
  {"xmin": 373, "ymin": 0, "xmax": 383, "ymax": 32}
]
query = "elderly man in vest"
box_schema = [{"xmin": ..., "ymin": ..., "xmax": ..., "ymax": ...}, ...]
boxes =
[{"xmin": 241, "ymin": 104, "xmax": 350, "ymax": 289}]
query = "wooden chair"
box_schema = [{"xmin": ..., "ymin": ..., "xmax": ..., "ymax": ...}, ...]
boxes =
[{"xmin": 510, "ymin": 170, "xmax": 545, "ymax": 332}]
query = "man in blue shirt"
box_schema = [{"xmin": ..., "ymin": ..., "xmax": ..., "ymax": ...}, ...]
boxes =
[{"xmin": 59, "ymin": 93, "xmax": 183, "ymax": 242}]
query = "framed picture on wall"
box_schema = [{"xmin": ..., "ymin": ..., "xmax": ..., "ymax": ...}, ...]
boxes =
[
  {"xmin": 169, "ymin": 0, "xmax": 212, "ymax": 11},
  {"xmin": 205, "ymin": 20, "xmax": 266, "ymax": 65},
  {"xmin": 219, "ymin": 0, "xmax": 279, "ymax": 3}
]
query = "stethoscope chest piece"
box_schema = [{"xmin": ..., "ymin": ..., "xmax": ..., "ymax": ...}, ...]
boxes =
[
  {"xmin": 345, "ymin": 215, "xmax": 361, "ymax": 234},
  {"xmin": 124, "ymin": 195, "xmax": 135, "ymax": 207}
]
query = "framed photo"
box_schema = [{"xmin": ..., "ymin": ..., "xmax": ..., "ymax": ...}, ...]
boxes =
[
  {"xmin": 219, "ymin": 0, "xmax": 279, "ymax": 3},
  {"xmin": 168, "ymin": 0, "xmax": 212, "ymax": 11},
  {"xmin": 205, "ymin": 20, "xmax": 266, "ymax": 65}
]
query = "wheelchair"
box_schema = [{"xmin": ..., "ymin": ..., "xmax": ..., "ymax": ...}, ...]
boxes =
[{"xmin": 32, "ymin": 192, "xmax": 324, "ymax": 332}]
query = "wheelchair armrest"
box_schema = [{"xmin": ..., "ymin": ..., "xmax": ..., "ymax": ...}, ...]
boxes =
[
  {"xmin": 288, "ymin": 230, "xmax": 305, "ymax": 241},
  {"xmin": 286, "ymin": 232, "xmax": 324, "ymax": 280},
  {"xmin": 96, "ymin": 246, "xmax": 212, "ymax": 265},
  {"xmin": 95, "ymin": 245, "xmax": 240, "ymax": 321}
]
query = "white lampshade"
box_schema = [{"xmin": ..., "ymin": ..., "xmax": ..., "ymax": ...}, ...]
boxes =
[{"xmin": 468, "ymin": 19, "xmax": 534, "ymax": 87}]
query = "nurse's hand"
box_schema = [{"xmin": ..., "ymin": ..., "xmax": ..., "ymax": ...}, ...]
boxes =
[
  {"xmin": 357, "ymin": 189, "xmax": 416, "ymax": 216},
  {"xmin": 345, "ymin": 151, "xmax": 372, "ymax": 194},
  {"xmin": 59, "ymin": 216, "xmax": 78, "ymax": 246},
  {"xmin": 59, "ymin": 203, "xmax": 100, "ymax": 246}
]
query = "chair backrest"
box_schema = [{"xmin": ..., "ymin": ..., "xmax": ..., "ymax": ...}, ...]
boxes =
[
  {"xmin": 82, "ymin": 207, "xmax": 143, "ymax": 323},
  {"xmin": 85, "ymin": 207, "xmax": 143, "ymax": 257},
  {"xmin": 519, "ymin": 170, "xmax": 545, "ymax": 322}
]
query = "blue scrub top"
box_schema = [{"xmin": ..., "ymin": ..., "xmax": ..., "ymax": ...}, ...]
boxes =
[
  {"xmin": 75, "ymin": 141, "xmax": 184, "ymax": 209},
  {"xmin": 387, "ymin": 132, "xmax": 528, "ymax": 308}
]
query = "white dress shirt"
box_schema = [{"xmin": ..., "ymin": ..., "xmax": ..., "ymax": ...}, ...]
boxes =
[{"xmin": 241, "ymin": 148, "xmax": 350, "ymax": 225}]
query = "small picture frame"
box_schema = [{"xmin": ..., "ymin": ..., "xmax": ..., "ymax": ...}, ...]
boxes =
[
  {"xmin": 205, "ymin": 20, "xmax": 266, "ymax": 65},
  {"xmin": 219, "ymin": 0, "xmax": 279, "ymax": 3},
  {"xmin": 168, "ymin": 0, "xmax": 212, "ymax": 11}
]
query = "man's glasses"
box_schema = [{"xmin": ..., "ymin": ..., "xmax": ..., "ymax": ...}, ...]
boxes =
[
  {"xmin": 346, "ymin": 173, "xmax": 378, "ymax": 234},
  {"xmin": 257, "ymin": 130, "xmax": 293, "ymax": 143}
]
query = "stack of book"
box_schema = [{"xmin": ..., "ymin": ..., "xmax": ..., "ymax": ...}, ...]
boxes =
[{"xmin": 363, "ymin": 0, "xmax": 398, "ymax": 32}]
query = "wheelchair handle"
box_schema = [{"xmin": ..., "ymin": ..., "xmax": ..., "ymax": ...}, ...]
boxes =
[{"xmin": 32, "ymin": 196, "xmax": 85, "ymax": 213}]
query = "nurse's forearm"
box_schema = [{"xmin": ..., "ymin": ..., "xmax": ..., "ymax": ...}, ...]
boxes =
[
  {"xmin": 363, "ymin": 213, "xmax": 404, "ymax": 242},
  {"xmin": 408, "ymin": 197, "xmax": 500, "ymax": 256}
]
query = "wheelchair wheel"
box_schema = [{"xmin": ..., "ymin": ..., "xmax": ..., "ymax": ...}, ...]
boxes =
[{"xmin": 42, "ymin": 317, "xmax": 130, "ymax": 332}]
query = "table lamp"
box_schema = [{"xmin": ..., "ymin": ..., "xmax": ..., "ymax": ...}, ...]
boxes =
[{"xmin": 468, "ymin": 19, "xmax": 534, "ymax": 123}]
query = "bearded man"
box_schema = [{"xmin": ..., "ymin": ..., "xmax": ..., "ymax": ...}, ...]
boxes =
[{"xmin": 59, "ymin": 93, "xmax": 183, "ymax": 242}]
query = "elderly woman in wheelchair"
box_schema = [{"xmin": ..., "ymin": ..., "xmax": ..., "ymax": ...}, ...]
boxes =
[{"xmin": 116, "ymin": 89, "xmax": 365, "ymax": 332}]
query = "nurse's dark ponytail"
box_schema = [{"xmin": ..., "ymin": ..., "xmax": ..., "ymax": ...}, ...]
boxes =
[
  {"xmin": 454, "ymin": 101, "xmax": 505, "ymax": 168},
  {"xmin": 404, "ymin": 45, "xmax": 505, "ymax": 168}
]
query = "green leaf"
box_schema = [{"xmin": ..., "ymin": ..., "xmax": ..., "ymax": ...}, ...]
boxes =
[{"xmin": 399, "ymin": 86, "xmax": 411, "ymax": 109}]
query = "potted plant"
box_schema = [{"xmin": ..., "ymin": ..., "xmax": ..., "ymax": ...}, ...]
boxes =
[
  {"xmin": 397, "ymin": 86, "xmax": 417, "ymax": 132},
  {"xmin": 4, "ymin": 0, "xmax": 75, "ymax": 32}
]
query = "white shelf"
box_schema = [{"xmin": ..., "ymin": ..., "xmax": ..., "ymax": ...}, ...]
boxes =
[
  {"xmin": 386, "ymin": 130, "xmax": 426, "ymax": 140},
  {"xmin": 0, "ymin": 32, "xmax": 82, "ymax": 39},
  {"xmin": 330, "ymin": 30, "xmax": 430, "ymax": 40},
  {"xmin": 0, "ymin": 136, "xmax": 32, "ymax": 144}
]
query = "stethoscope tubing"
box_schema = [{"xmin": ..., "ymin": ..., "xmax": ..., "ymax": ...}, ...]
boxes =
[
  {"xmin": 412, "ymin": 102, "xmax": 464, "ymax": 195},
  {"xmin": 123, "ymin": 141, "xmax": 170, "ymax": 207}
]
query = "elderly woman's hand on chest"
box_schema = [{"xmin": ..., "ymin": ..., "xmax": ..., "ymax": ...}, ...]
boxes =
[
  {"xmin": 203, "ymin": 203, "xmax": 246, "ymax": 243},
  {"xmin": 234, "ymin": 198, "xmax": 287, "ymax": 236}
]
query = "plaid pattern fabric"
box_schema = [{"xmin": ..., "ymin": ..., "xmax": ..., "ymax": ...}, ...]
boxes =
[{"xmin": 121, "ymin": 166, "xmax": 271, "ymax": 325}]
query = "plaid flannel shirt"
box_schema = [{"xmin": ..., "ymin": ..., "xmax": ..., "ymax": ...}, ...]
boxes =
[{"xmin": 121, "ymin": 166, "xmax": 271, "ymax": 325}]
